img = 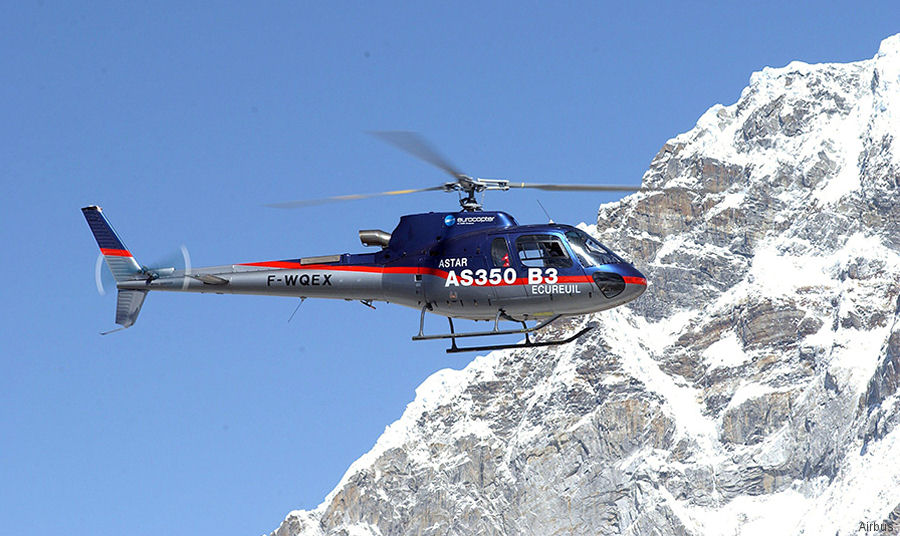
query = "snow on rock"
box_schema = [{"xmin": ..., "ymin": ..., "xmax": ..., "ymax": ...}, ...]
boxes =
[{"xmin": 272, "ymin": 35, "xmax": 900, "ymax": 536}]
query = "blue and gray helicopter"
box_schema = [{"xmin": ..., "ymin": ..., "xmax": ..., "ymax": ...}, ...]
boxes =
[{"xmin": 84, "ymin": 133, "xmax": 647, "ymax": 353}]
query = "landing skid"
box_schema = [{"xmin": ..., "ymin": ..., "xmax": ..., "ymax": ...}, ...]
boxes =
[{"xmin": 412, "ymin": 309, "xmax": 595, "ymax": 354}]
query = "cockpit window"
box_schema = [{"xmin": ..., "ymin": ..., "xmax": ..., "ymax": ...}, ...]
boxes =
[
  {"xmin": 564, "ymin": 230, "xmax": 624, "ymax": 267},
  {"xmin": 515, "ymin": 234, "xmax": 573, "ymax": 268}
]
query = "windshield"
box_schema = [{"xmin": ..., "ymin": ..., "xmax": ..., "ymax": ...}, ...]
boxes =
[{"xmin": 564, "ymin": 229, "xmax": 624, "ymax": 267}]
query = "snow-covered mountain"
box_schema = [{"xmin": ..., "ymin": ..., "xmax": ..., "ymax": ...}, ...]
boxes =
[{"xmin": 272, "ymin": 35, "xmax": 900, "ymax": 536}]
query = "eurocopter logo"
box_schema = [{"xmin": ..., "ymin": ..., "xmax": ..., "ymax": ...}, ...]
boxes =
[
  {"xmin": 456, "ymin": 215, "xmax": 495, "ymax": 225},
  {"xmin": 444, "ymin": 214, "xmax": 456, "ymax": 226}
]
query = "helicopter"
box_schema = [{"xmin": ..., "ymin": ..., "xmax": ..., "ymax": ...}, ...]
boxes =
[{"xmin": 83, "ymin": 132, "xmax": 647, "ymax": 353}]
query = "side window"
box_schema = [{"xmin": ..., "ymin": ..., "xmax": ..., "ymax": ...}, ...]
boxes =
[
  {"xmin": 491, "ymin": 238, "xmax": 510, "ymax": 267},
  {"xmin": 515, "ymin": 235, "xmax": 573, "ymax": 268}
]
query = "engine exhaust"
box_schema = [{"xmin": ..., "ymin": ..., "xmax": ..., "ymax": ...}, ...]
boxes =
[{"xmin": 359, "ymin": 229, "xmax": 391, "ymax": 248}]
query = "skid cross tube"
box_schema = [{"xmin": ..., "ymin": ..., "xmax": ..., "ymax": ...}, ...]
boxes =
[{"xmin": 412, "ymin": 314, "xmax": 564, "ymax": 341}]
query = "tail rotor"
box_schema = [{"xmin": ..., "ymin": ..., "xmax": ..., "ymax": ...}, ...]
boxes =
[{"xmin": 93, "ymin": 244, "xmax": 192, "ymax": 296}]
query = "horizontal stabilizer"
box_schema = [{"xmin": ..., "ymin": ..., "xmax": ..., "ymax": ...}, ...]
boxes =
[{"xmin": 190, "ymin": 273, "xmax": 229, "ymax": 285}]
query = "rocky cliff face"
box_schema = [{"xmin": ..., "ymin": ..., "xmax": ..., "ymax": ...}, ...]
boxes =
[{"xmin": 273, "ymin": 36, "xmax": 900, "ymax": 536}]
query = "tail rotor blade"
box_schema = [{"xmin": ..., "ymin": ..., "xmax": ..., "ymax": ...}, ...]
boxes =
[
  {"xmin": 95, "ymin": 253, "xmax": 114, "ymax": 296},
  {"xmin": 181, "ymin": 245, "xmax": 191, "ymax": 290},
  {"xmin": 144, "ymin": 245, "xmax": 191, "ymax": 271}
]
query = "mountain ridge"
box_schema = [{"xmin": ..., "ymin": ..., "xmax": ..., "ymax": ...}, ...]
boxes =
[{"xmin": 272, "ymin": 34, "xmax": 900, "ymax": 536}]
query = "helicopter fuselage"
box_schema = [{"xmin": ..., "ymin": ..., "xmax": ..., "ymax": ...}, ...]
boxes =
[{"xmin": 119, "ymin": 211, "xmax": 646, "ymax": 322}]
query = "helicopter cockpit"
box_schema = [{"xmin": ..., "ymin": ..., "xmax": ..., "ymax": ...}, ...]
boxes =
[{"xmin": 490, "ymin": 227, "xmax": 627, "ymax": 271}]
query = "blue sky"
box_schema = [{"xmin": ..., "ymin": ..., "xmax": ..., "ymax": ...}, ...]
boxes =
[{"xmin": 2, "ymin": 2, "xmax": 898, "ymax": 535}]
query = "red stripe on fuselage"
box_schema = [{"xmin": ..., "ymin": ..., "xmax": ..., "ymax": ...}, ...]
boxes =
[
  {"xmin": 558, "ymin": 275, "xmax": 594, "ymax": 283},
  {"xmin": 101, "ymin": 248, "xmax": 132, "ymax": 257},
  {"xmin": 238, "ymin": 261, "xmax": 449, "ymax": 277},
  {"xmin": 623, "ymin": 276, "xmax": 647, "ymax": 285},
  {"xmin": 237, "ymin": 262, "xmax": 616, "ymax": 287}
]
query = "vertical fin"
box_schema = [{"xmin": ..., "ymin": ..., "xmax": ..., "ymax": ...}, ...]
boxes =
[
  {"xmin": 107, "ymin": 289, "xmax": 148, "ymax": 334},
  {"xmin": 82, "ymin": 206, "xmax": 143, "ymax": 282},
  {"xmin": 100, "ymin": 290, "xmax": 149, "ymax": 335}
]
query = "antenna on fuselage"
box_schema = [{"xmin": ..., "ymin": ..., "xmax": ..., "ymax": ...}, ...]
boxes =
[
  {"xmin": 288, "ymin": 297, "xmax": 307, "ymax": 323},
  {"xmin": 536, "ymin": 199, "xmax": 554, "ymax": 224}
]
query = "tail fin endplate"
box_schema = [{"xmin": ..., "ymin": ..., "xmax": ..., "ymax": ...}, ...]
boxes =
[{"xmin": 82, "ymin": 206, "xmax": 148, "ymax": 332}]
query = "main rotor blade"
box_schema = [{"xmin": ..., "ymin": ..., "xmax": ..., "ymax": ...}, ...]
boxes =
[
  {"xmin": 508, "ymin": 182, "xmax": 643, "ymax": 192},
  {"xmin": 265, "ymin": 185, "xmax": 445, "ymax": 209},
  {"xmin": 368, "ymin": 131, "xmax": 466, "ymax": 180}
]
